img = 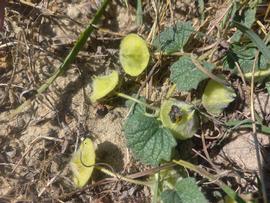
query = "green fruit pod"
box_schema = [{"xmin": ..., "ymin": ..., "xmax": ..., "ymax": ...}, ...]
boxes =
[
  {"xmin": 160, "ymin": 99, "xmax": 198, "ymax": 140},
  {"xmin": 202, "ymin": 79, "xmax": 236, "ymax": 116},
  {"xmin": 90, "ymin": 70, "xmax": 119, "ymax": 103},
  {"xmin": 70, "ymin": 138, "xmax": 95, "ymax": 188},
  {"xmin": 119, "ymin": 34, "xmax": 150, "ymax": 76}
]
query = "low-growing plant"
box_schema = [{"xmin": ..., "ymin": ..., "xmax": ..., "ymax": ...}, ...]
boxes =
[
  {"xmin": 10, "ymin": 0, "xmax": 270, "ymax": 202},
  {"xmin": 124, "ymin": 7, "xmax": 270, "ymax": 198},
  {"xmin": 70, "ymin": 15, "xmax": 270, "ymax": 200}
]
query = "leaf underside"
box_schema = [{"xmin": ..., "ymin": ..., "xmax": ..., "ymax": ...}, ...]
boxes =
[
  {"xmin": 119, "ymin": 34, "xmax": 150, "ymax": 76},
  {"xmin": 70, "ymin": 138, "xmax": 96, "ymax": 188}
]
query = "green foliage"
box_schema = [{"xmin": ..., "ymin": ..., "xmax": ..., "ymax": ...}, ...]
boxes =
[
  {"xmin": 15, "ymin": 0, "xmax": 270, "ymax": 200},
  {"xmin": 124, "ymin": 103, "xmax": 177, "ymax": 166},
  {"xmin": 158, "ymin": 168, "xmax": 185, "ymax": 191},
  {"xmin": 197, "ymin": 0, "xmax": 205, "ymax": 21},
  {"xmin": 161, "ymin": 190, "xmax": 182, "ymax": 203},
  {"xmin": 202, "ymin": 79, "xmax": 236, "ymax": 116},
  {"xmin": 226, "ymin": 119, "xmax": 270, "ymax": 135},
  {"xmin": 220, "ymin": 1, "xmax": 238, "ymax": 29},
  {"xmin": 136, "ymin": 0, "xmax": 143, "ymax": 25},
  {"xmin": 161, "ymin": 177, "xmax": 208, "ymax": 203},
  {"xmin": 150, "ymin": 168, "xmax": 186, "ymax": 203},
  {"xmin": 173, "ymin": 160, "xmax": 247, "ymax": 203},
  {"xmin": 231, "ymin": 7, "xmax": 257, "ymax": 42},
  {"xmin": 224, "ymin": 44, "xmax": 269, "ymax": 73},
  {"xmin": 232, "ymin": 21, "xmax": 270, "ymax": 63},
  {"xmin": 170, "ymin": 56, "xmax": 214, "ymax": 91},
  {"xmin": 153, "ymin": 21, "xmax": 194, "ymax": 54}
]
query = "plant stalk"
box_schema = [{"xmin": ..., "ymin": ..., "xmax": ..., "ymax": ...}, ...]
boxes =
[
  {"xmin": 250, "ymin": 52, "xmax": 268, "ymax": 203},
  {"xmin": 136, "ymin": 0, "xmax": 143, "ymax": 25},
  {"xmin": 151, "ymin": 172, "xmax": 160, "ymax": 203},
  {"xmin": 165, "ymin": 84, "xmax": 176, "ymax": 99},
  {"xmin": 191, "ymin": 54, "xmax": 230, "ymax": 86},
  {"xmin": 96, "ymin": 166, "xmax": 151, "ymax": 187},
  {"xmin": 116, "ymin": 92, "xmax": 158, "ymax": 112},
  {"xmin": 244, "ymin": 68, "xmax": 270, "ymax": 79},
  {"xmin": 173, "ymin": 159, "xmax": 246, "ymax": 203},
  {"xmin": 153, "ymin": 51, "xmax": 191, "ymax": 57}
]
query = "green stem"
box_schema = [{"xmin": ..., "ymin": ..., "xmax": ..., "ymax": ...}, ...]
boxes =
[
  {"xmin": 116, "ymin": 92, "xmax": 159, "ymax": 112},
  {"xmin": 153, "ymin": 51, "xmax": 191, "ymax": 57},
  {"xmin": 10, "ymin": 0, "xmax": 111, "ymax": 118},
  {"xmin": 165, "ymin": 84, "xmax": 176, "ymax": 99},
  {"xmin": 136, "ymin": 0, "xmax": 143, "ymax": 25},
  {"xmin": 191, "ymin": 54, "xmax": 229, "ymax": 86},
  {"xmin": 96, "ymin": 166, "xmax": 151, "ymax": 187},
  {"xmin": 151, "ymin": 172, "xmax": 160, "ymax": 203},
  {"xmin": 244, "ymin": 68, "xmax": 270, "ymax": 79},
  {"xmin": 173, "ymin": 160, "xmax": 246, "ymax": 203}
]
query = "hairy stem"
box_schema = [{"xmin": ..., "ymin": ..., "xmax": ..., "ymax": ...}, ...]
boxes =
[
  {"xmin": 96, "ymin": 166, "xmax": 151, "ymax": 187},
  {"xmin": 116, "ymin": 92, "xmax": 159, "ymax": 112},
  {"xmin": 244, "ymin": 68, "xmax": 270, "ymax": 79},
  {"xmin": 191, "ymin": 54, "xmax": 229, "ymax": 86}
]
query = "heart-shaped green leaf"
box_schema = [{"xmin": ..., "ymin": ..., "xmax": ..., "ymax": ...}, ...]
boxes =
[
  {"xmin": 224, "ymin": 44, "xmax": 269, "ymax": 73},
  {"xmin": 161, "ymin": 177, "xmax": 208, "ymax": 203},
  {"xmin": 153, "ymin": 21, "xmax": 194, "ymax": 54},
  {"xmin": 170, "ymin": 56, "xmax": 214, "ymax": 91},
  {"xmin": 124, "ymin": 103, "xmax": 176, "ymax": 166},
  {"xmin": 231, "ymin": 7, "xmax": 257, "ymax": 42}
]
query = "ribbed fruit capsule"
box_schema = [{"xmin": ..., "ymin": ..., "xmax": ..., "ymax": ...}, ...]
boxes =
[
  {"xmin": 202, "ymin": 79, "xmax": 236, "ymax": 116},
  {"xmin": 160, "ymin": 99, "xmax": 198, "ymax": 140}
]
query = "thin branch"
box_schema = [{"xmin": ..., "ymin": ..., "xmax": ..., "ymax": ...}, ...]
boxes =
[
  {"xmin": 250, "ymin": 52, "xmax": 268, "ymax": 203},
  {"xmin": 191, "ymin": 54, "xmax": 229, "ymax": 86}
]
